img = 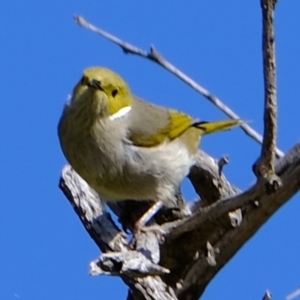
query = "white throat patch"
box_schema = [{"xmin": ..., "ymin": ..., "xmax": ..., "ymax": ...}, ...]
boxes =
[{"xmin": 109, "ymin": 106, "xmax": 132, "ymax": 121}]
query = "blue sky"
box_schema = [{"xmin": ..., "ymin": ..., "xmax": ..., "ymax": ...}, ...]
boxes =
[{"xmin": 1, "ymin": 1, "xmax": 300, "ymax": 299}]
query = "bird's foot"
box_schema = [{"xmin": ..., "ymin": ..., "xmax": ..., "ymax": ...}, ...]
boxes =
[{"xmin": 130, "ymin": 224, "xmax": 165, "ymax": 249}]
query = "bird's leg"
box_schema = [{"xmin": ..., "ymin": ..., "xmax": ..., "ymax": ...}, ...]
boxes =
[
  {"xmin": 133, "ymin": 201, "xmax": 164, "ymax": 241},
  {"xmin": 134, "ymin": 200, "xmax": 163, "ymax": 230}
]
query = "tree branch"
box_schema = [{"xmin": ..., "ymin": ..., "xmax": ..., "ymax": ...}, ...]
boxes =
[
  {"xmin": 60, "ymin": 165, "xmax": 177, "ymax": 300},
  {"xmin": 286, "ymin": 288, "xmax": 300, "ymax": 300},
  {"xmin": 172, "ymin": 142, "xmax": 300, "ymax": 300},
  {"xmin": 254, "ymin": 0, "xmax": 282, "ymax": 188},
  {"xmin": 74, "ymin": 15, "xmax": 284, "ymax": 159},
  {"xmin": 262, "ymin": 290, "xmax": 272, "ymax": 300}
]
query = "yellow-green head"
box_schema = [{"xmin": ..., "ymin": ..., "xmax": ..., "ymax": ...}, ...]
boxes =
[{"xmin": 71, "ymin": 67, "xmax": 133, "ymax": 119}]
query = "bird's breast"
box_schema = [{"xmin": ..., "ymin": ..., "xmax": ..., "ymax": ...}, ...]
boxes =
[{"xmin": 59, "ymin": 109, "xmax": 196, "ymax": 203}]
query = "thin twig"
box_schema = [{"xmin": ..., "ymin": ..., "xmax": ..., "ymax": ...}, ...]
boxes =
[
  {"xmin": 262, "ymin": 290, "xmax": 272, "ymax": 300},
  {"xmin": 74, "ymin": 15, "xmax": 284, "ymax": 158},
  {"xmin": 253, "ymin": 0, "xmax": 282, "ymax": 188},
  {"xmin": 286, "ymin": 288, "xmax": 300, "ymax": 300},
  {"xmin": 261, "ymin": 0, "xmax": 278, "ymax": 162}
]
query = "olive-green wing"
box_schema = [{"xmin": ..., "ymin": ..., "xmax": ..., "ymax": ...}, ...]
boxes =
[{"xmin": 127, "ymin": 97, "xmax": 195, "ymax": 147}]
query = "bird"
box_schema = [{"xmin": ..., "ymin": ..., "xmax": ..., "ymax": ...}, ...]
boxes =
[{"xmin": 58, "ymin": 67, "xmax": 241, "ymax": 233}]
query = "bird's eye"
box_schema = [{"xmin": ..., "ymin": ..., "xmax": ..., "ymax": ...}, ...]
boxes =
[{"xmin": 111, "ymin": 89, "xmax": 118, "ymax": 97}]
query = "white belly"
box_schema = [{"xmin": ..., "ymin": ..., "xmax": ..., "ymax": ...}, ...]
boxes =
[{"xmin": 92, "ymin": 137, "xmax": 195, "ymax": 205}]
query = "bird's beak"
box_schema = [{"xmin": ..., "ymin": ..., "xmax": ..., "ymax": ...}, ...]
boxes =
[{"xmin": 88, "ymin": 79, "xmax": 104, "ymax": 91}]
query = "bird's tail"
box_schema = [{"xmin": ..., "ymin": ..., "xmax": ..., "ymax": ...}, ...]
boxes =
[{"xmin": 194, "ymin": 119, "xmax": 242, "ymax": 135}]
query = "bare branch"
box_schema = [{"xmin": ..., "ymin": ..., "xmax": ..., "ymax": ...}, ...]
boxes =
[
  {"xmin": 169, "ymin": 142, "xmax": 300, "ymax": 241},
  {"xmin": 175, "ymin": 142, "xmax": 300, "ymax": 299},
  {"xmin": 253, "ymin": 0, "xmax": 282, "ymax": 188},
  {"xmin": 74, "ymin": 15, "xmax": 284, "ymax": 159},
  {"xmin": 286, "ymin": 288, "xmax": 300, "ymax": 300},
  {"xmin": 188, "ymin": 150, "xmax": 240, "ymax": 206},
  {"xmin": 262, "ymin": 290, "xmax": 272, "ymax": 300},
  {"xmin": 59, "ymin": 165, "xmax": 126, "ymax": 252},
  {"xmin": 217, "ymin": 156, "xmax": 230, "ymax": 175},
  {"xmin": 59, "ymin": 165, "xmax": 177, "ymax": 300}
]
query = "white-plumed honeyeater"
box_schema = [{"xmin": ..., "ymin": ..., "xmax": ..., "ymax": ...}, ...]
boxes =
[{"xmin": 58, "ymin": 67, "xmax": 241, "ymax": 232}]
